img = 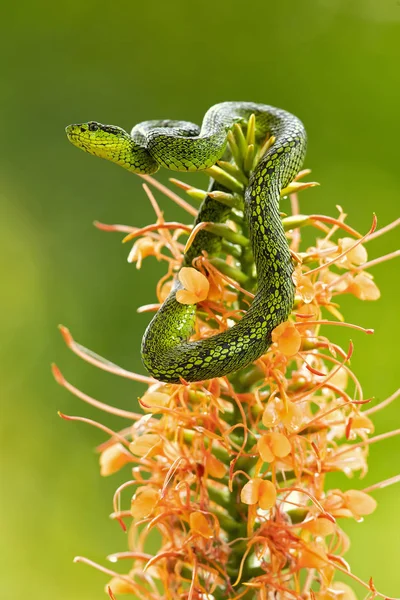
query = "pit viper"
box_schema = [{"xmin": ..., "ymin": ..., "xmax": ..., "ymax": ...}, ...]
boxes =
[{"xmin": 66, "ymin": 102, "xmax": 307, "ymax": 383}]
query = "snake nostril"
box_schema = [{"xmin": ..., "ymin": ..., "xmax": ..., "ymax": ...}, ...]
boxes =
[{"xmin": 80, "ymin": 127, "xmax": 85, "ymax": 133}]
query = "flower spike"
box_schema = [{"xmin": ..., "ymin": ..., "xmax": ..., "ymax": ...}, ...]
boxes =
[{"xmin": 58, "ymin": 115, "xmax": 398, "ymax": 600}]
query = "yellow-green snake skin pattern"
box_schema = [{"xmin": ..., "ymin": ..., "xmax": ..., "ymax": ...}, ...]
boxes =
[{"xmin": 66, "ymin": 102, "xmax": 307, "ymax": 383}]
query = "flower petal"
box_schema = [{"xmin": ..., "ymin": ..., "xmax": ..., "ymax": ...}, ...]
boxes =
[
  {"xmin": 177, "ymin": 267, "xmax": 209, "ymax": 303},
  {"xmin": 189, "ymin": 511, "xmax": 213, "ymax": 538}
]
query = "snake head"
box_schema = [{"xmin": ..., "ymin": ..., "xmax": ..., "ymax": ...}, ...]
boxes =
[
  {"xmin": 65, "ymin": 121, "xmax": 132, "ymax": 161},
  {"xmin": 65, "ymin": 121, "xmax": 159, "ymax": 173}
]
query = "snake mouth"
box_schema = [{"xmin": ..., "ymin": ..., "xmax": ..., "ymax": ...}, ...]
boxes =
[
  {"xmin": 65, "ymin": 124, "xmax": 85, "ymax": 144},
  {"xmin": 65, "ymin": 124, "xmax": 75, "ymax": 139},
  {"xmin": 65, "ymin": 124, "xmax": 103, "ymax": 154},
  {"xmin": 65, "ymin": 123, "xmax": 129, "ymax": 162}
]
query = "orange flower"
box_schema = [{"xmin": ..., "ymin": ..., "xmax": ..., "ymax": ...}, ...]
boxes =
[
  {"xmin": 328, "ymin": 582, "xmax": 357, "ymax": 600},
  {"xmin": 205, "ymin": 453, "xmax": 227, "ymax": 478},
  {"xmin": 128, "ymin": 236, "xmax": 160, "ymax": 268},
  {"xmin": 324, "ymin": 489, "xmax": 377, "ymax": 519},
  {"xmin": 99, "ymin": 443, "xmax": 132, "ymax": 476},
  {"xmin": 241, "ymin": 478, "xmax": 277, "ymax": 510},
  {"xmin": 297, "ymin": 274, "xmax": 315, "ymax": 303},
  {"xmin": 159, "ymin": 279, "xmax": 173, "ymax": 301},
  {"xmin": 106, "ymin": 577, "xmax": 136, "ymax": 595},
  {"xmin": 189, "ymin": 511, "xmax": 214, "ymax": 539},
  {"xmin": 129, "ymin": 433, "xmax": 162, "ymax": 457},
  {"xmin": 297, "ymin": 542, "xmax": 329, "ymax": 569},
  {"xmin": 139, "ymin": 390, "xmax": 171, "ymax": 413},
  {"xmin": 348, "ymin": 413, "xmax": 374, "ymax": 436},
  {"xmin": 272, "ymin": 321, "xmax": 302, "ymax": 356},
  {"xmin": 347, "ymin": 272, "xmax": 380, "ymax": 300},
  {"xmin": 176, "ymin": 266, "xmax": 210, "ymax": 304},
  {"xmin": 337, "ymin": 237, "xmax": 368, "ymax": 268},
  {"xmin": 258, "ymin": 432, "xmax": 291, "ymax": 462},
  {"xmin": 131, "ymin": 486, "xmax": 160, "ymax": 519},
  {"xmin": 302, "ymin": 517, "xmax": 336, "ymax": 537},
  {"xmin": 262, "ymin": 397, "xmax": 304, "ymax": 433}
]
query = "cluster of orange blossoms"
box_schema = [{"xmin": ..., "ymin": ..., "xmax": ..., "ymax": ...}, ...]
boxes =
[{"xmin": 54, "ymin": 123, "xmax": 399, "ymax": 600}]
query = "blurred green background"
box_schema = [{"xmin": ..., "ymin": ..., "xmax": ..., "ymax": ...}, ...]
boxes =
[{"xmin": 1, "ymin": 0, "xmax": 399, "ymax": 597}]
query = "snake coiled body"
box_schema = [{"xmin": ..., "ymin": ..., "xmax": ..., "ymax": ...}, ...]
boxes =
[{"xmin": 66, "ymin": 102, "xmax": 307, "ymax": 383}]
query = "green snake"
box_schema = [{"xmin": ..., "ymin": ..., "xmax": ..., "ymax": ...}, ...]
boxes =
[{"xmin": 66, "ymin": 102, "xmax": 307, "ymax": 383}]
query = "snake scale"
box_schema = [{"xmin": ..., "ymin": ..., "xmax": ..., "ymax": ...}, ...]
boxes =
[{"xmin": 66, "ymin": 102, "xmax": 307, "ymax": 383}]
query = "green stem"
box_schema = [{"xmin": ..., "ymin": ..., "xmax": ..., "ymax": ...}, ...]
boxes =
[
  {"xmin": 204, "ymin": 165, "xmax": 244, "ymax": 193},
  {"xmin": 204, "ymin": 223, "xmax": 250, "ymax": 247},
  {"xmin": 222, "ymin": 240, "xmax": 242, "ymax": 259},
  {"xmin": 209, "ymin": 257, "xmax": 250, "ymax": 284}
]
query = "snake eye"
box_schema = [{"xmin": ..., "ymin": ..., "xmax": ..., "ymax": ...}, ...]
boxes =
[{"xmin": 88, "ymin": 122, "xmax": 99, "ymax": 132}]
